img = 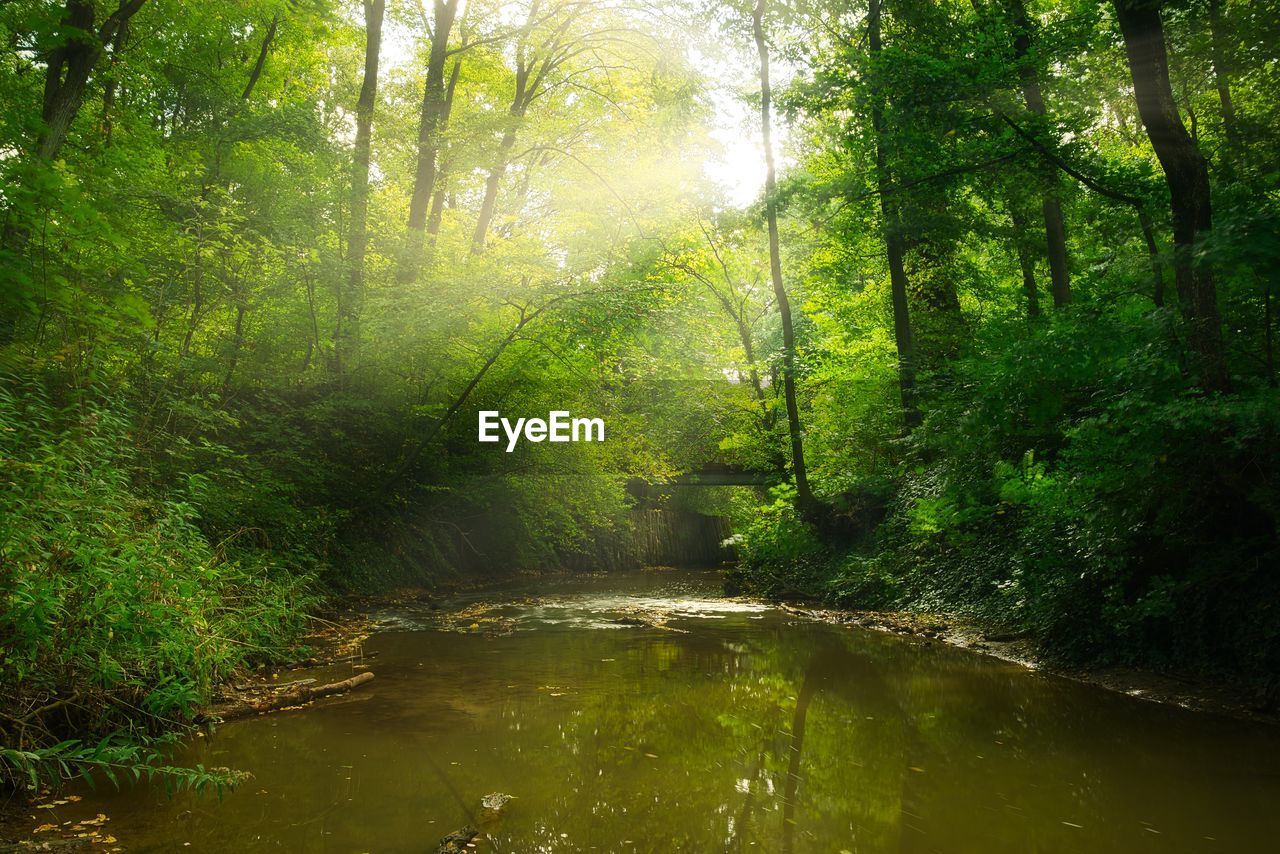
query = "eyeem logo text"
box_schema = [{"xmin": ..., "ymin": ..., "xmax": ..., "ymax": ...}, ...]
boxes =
[{"xmin": 478, "ymin": 410, "xmax": 605, "ymax": 452}]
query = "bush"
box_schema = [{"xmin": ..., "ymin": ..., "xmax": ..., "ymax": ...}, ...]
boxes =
[
  {"xmin": 0, "ymin": 376, "xmax": 317, "ymax": 790},
  {"xmin": 736, "ymin": 309, "xmax": 1280, "ymax": 682}
]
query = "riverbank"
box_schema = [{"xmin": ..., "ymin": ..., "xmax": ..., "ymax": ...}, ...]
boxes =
[
  {"xmin": 223, "ymin": 569, "xmax": 1280, "ymax": 728},
  {"xmin": 7, "ymin": 566, "xmax": 1278, "ymax": 852},
  {"xmin": 217, "ymin": 570, "xmax": 1280, "ymax": 728},
  {"xmin": 775, "ymin": 601, "xmax": 1280, "ymax": 725}
]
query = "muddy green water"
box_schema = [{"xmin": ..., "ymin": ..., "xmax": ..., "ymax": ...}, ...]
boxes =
[{"xmin": 45, "ymin": 570, "xmax": 1280, "ymax": 851}]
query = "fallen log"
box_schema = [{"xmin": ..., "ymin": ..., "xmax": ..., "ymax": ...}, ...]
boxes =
[{"xmin": 214, "ymin": 672, "xmax": 375, "ymax": 721}]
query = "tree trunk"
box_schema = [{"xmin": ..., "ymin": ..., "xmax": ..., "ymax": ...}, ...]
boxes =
[
  {"xmin": 401, "ymin": 0, "xmax": 459, "ymax": 278},
  {"xmin": 426, "ymin": 56, "xmax": 464, "ymax": 237},
  {"xmin": 1206, "ymin": 0, "xmax": 1243, "ymax": 160},
  {"xmin": 753, "ymin": 0, "xmax": 816, "ymax": 518},
  {"xmin": 222, "ymin": 302, "xmax": 247, "ymax": 393},
  {"xmin": 1003, "ymin": 0, "xmax": 1071, "ymax": 307},
  {"xmin": 1138, "ymin": 207, "xmax": 1165, "ymax": 307},
  {"xmin": 1042, "ymin": 197, "xmax": 1071, "ymax": 307},
  {"xmin": 100, "ymin": 20, "xmax": 128, "ymax": 146},
  {"xmin": 37, "ymin": 1, "xmax": 99, "ymax": 160},
  {"xmin": 1008, "ymin": 200, "xmax": 1041, "ymax": 318},
  {"xmin": 241, "ymin": 13, "xmax": 280, "ymax": 101},
  {"xmin": 1114, "ymin": 0, "xmax": 1229, "ymax": 391},
  {"xmin": 338, "ymin": 0, "xmax": 385, "ymax": 376},
  {"xmin": 214, "ymin": 672, "xmax": 375, "ymax": 721},
  {"xmin": 471, "ymin": 124, "xmax": 521, "ymax": 253},
  {"xmin": 869, "ymin": 0, "xmax": 921, "ymax": 431},
  {"xmin": 36, "ymin": 0, "xmax": 151, "ymax": 160}
]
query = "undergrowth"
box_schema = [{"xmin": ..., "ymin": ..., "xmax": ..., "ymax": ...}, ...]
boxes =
[{"xmin": 0, "ymin": 376, "xmax": 318, "ymax": 792}]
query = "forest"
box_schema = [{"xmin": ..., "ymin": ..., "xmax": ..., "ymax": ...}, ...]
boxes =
[{"xmin": 1, "ymin": 0, "xmax": 1279, "ymax": 823}]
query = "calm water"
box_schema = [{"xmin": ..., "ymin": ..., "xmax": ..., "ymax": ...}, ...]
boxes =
[{"xmin": 44, "ymin": 570, "xmax": 1280, "ymax": 852}]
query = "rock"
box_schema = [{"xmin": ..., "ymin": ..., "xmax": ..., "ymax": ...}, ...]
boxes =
[
  {"xmin": 435, "ymin": 825, "xmax": 478, "ymax": 852},
  {"xmin": 479, "ymin": 792, "xmax": 513, "ymax": 822}
]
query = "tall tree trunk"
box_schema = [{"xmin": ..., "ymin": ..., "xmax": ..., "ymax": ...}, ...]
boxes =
[
  {"xmin": 39, "ymin": 1, "xmax": 96, "ymax": 160},
  {"xmin": 100, "ymin": 20, "xmax": 128, "ymax": 146},
  {"xmin": 338, "ymin": 0, "xmax": 385, "ymax": 377},
  {"xmin": 1008, "ymin": 199, "xmax": 1041, "ymax": 318},
  {"xmin": 1206, "ymin": 0, "xmax": 1243, "ymax": 160},
  {"xmin": 180, "ymin": 216, "xmax": 205, "ymax": 358},
  {"xmin": 753, "ymin": 0, "xmax": 816, "ymax": 518},
  {"xmin": 25, "ymin": 0, "xmax": 145, "ymax": 161},
  {"xmin": 426, "ymin": 56, "xmax": 464, "ymax": 237},
  {"xmin": 1138, "ymin": 207, "xmax": 1165, "ymax": 307},
  {"xmin": 222, "ymin": 302, "xmax": 247, "ymax": 393},
  {"xmin": 471, "ymin": 118, "xmax": 523, "ymax": 253},
  {"xmin": 1003, "ymin": 0, "xmax": 1071, "ymax": 307},
  {"xmin": 401, "ymin": 0, "xmax": 459, "ymax": 279},
  {"xmin": 1114, "ymin": 0, "xmax": 1229, "ymax": 391},
  {"xmin": 869, "ymin": 0, "xmax": 921, "ymax": 431}
]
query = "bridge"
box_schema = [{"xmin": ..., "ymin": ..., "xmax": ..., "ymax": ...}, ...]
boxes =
[{"xmin": 631, "ymin": 463, "xmax": 782, "ymax": 490}]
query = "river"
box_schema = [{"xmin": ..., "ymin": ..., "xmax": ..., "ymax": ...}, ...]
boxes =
[{"xmin": 44, "ymin": 569, "xmax": 1280, "ymax": 851}]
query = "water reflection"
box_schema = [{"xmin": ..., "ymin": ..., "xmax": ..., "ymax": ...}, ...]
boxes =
[{"xmin": 44, "ymin": 570, "xmax": 1280, "ymax": 852}]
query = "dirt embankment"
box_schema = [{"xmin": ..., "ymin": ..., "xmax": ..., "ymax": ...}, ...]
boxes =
[{"xmin": 777, "ymin": 602, "xmax": 1280, "ymax": 725}]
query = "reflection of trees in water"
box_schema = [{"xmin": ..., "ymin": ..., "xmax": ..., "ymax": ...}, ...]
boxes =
[{"xmin": 71, "ymin": 608, "xmax": 1280, "ymax": 851}]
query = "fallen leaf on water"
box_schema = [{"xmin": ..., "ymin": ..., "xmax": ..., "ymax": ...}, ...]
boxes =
[{"xmin": 66, "ymin": 795, "xmax": 81, "ymax": 802}]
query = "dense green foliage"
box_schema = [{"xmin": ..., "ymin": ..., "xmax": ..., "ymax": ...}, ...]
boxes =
[
  {"xmin": 1, "ymin": 0, "xmax": 1278, "ymax": 789},
  {"xmin": 724, "ymin": 0, "xmax": 1280, "ymax": 689},
  {"xmin": 0, "ymin": 0, "xmax": 712, "ymax": 787}
]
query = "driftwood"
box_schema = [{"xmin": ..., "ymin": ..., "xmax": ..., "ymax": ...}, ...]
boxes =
[
  {"xmin": 216, "ymin": 672, "xmax": 375, "ymax": 721},
  {"xmin": 285, "ymin": 651, "xmax": 379, "ymax": 669}
]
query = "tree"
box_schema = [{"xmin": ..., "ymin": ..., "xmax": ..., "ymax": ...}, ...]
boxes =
[
  {"xmin": 753, "ymin": 0, "xmax": 816, "ymax": 517},
  {"xmin": 400, "ymin": 0, "xmax": 460, "ymax": 280},
  {"xmin": 339, "ymin": 0, "xmax": 386, "ymax": 375},
  {"xmin": 1114, "ymin": 0, "xmax": 1229, "ymax": 391},
  {"xmin": 868, "ymin": 0, "xmax": 921, "ymax": 430},
  {"xmin": 34, "ymin": 0, "xmax": 148, "ymax": 161},
  {"xmin": 996, "ymin": 0, "xmax": 1072, "ymax": 308}
]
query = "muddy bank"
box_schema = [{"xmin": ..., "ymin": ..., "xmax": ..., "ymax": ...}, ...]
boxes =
[{"xmin": 776, "ymin": 602, "xmax": 1280, "ymax": 725}]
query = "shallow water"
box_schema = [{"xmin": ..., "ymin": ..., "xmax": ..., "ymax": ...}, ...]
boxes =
[{"xmin": 43, "ymin": 570, "xmax": 1280, "ymax": 851}]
